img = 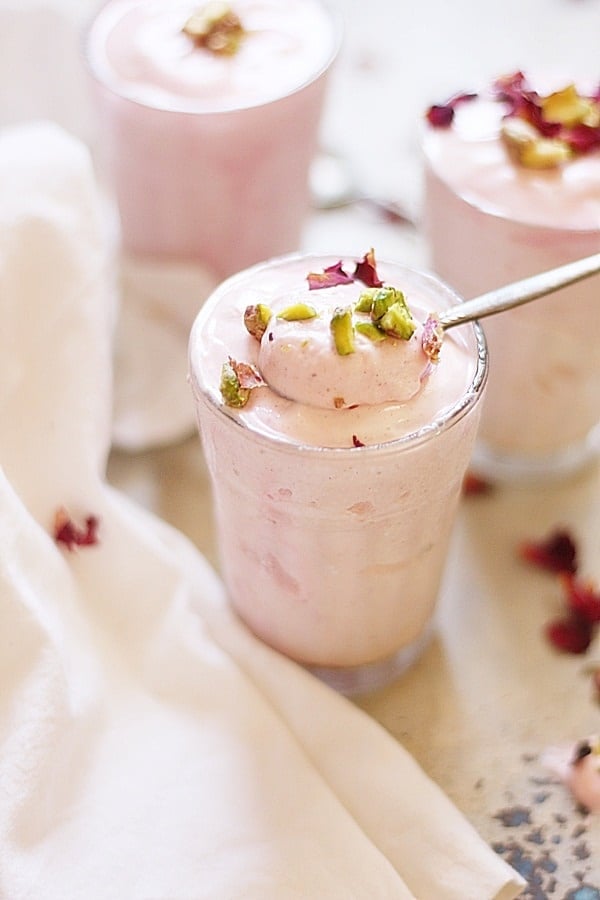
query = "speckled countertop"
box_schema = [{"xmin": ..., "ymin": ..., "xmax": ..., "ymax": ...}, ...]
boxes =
[{"xmin": 108, "ymin": 0, "xmax": 600, "ymax": 895}]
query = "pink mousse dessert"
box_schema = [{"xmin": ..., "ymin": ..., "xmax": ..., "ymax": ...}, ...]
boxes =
[
  {"xmin": 423, "ymin": 72, "xmax": 600, "ymax": 480},
  {"xmin": 85, "ymin": 0, "xmax": 338, "ymax": 278},
  {"xmin": 189, "ymin": 250, "xmax": 487, "ymax": 693}
]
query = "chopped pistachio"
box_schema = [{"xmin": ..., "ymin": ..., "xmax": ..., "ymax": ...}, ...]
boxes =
[
  {"xmin": 355, "ymin": 321, "xmax": 386, "ymax": 342},
  {"xmin": 244, "ymin": 303, "xmax": 272, "ymax": 340},
  {"xmin": 277, "ymin": 303, "xmax": 318, "ymax": 321},
  {"xmin": 330, "ymin": 307, "xmax": 355, "ymax": 355},
  {"xmin": 541, "ymin": 84, "xmax": 598, "ymax": 127},
  {"xmin": 501, "ymin": 117, "xmax": 572, "ymax": 169},
  {"xmin": 369, "ymin": 286, "xmax": 407, "ymax": 324},
  {"xmin": 183, "ymin": 2, "xmax": 245, "ymax": 55},
  {"xmin": 355, "ymin": 289, "xmax": 377, "ymax": 313},
  {"xmin": 220, "ymin": 359, "xmax": 250, "ymax": 408},
  {"xmin": 520, "ymin": 137, "xmax": 572, "ymax": 169},
  {"xmin": 500, "ymin": 117, "xmax": 539, "ymax": 154},
  {"xmin": 379, "ymin": 301, "xmax": 416, "ymax": 340}
]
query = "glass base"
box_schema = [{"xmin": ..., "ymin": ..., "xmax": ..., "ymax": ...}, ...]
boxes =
[
  {"xmin": 305, "ymin": 626, "xmax": 433, "ymax": 697},
  {"xmin": 472, "ymin": 423, "xmax": 600, "ymax": 485}
]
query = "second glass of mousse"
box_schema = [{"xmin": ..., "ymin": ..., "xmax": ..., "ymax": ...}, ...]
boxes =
[
  {"xmin": 189, "ymin": 249, "xmax": 487, "ymax": 694},
  {"xmin": 85, "ymin": 0, "xmax": 339, "ymax": 282},
  {"xmin": 423, "ymin": 72, "xmax": 600, "ymax": 481}
]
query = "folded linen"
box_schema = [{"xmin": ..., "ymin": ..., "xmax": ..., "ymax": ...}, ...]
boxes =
[{"xmin": 0, "ymin": 121, "xmax": 524, "ymax": 899}]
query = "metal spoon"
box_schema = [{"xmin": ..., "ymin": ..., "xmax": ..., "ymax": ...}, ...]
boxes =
[{"xmin": 423, "ymin": 251, "xmax": 600, "ymax": 358}]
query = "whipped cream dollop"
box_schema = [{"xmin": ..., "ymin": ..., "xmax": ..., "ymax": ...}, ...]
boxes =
[
  {"xmin": 189, "ymin": 254, "xmax": 478, "ymax": 449},
  {"xmin": 87, "ymin": 0, "xmax": 336, "ymax": 113},
  {"xmin": 257, "ymin": 285, "xmax": 429, "ymax": 410}
]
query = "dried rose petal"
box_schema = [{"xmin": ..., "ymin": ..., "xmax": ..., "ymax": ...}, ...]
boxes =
[
  {"xmin": 462, "ymin": 472, "xmax": 493, "ymax": 496},
  {"xmin": 352, "ymin": 434, "xmax": 365, "ymax": 448},
  {"xmin": 307, "ymin": 260, "xmax": 354, "ymax": 291},
  {"xmin": 425, "ymin": 91, "xmax": 478, "ymax": 128},
  {"xmin": 545, "ymin": 614, "xmax": 594, "ymax": 654},
  {"xmin": 561, "ymin": 122, "xmax": 600, "ymax": 154},
  {"xmin": 353, "ymin": 248, "xmax": 383, "ymax": 288},
  {"xmin": 519, "ymin": 529, "xmax": 578, "ymax": 574},
  {"xmin": 426, "ymin": 104, "xmax": 455, "ymax": 128},
  {"xmin": 561, "ymin": 573, "xmax": 600, "ymax": 624},
  {"xmin": 421, "ymin": 313, "xmax": 443, "ymax": 362},
  {"xmin": 492, "ymin": 71, "xmax": 535, "ymax": 114},
  {"xmin": 230, "ymin": 358, "xmax": 265, "ymax": 390},
  {"xmin": 54, "ymin": 507, "xmax": 99, "ymax": 550}
]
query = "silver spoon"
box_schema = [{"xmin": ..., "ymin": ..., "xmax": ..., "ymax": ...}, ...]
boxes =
[{"xmin": 423, "ymin": 251, "xmax": 600, "ymax": 358}]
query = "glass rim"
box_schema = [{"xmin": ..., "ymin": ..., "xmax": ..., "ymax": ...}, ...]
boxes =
[
  {"xmin": 82, "ymin": 0, "xmax": 343, "ymax": 117},
  {"xmin": 422, "ymin": 132, "xmax": 600, "ymax": 237},
  {"xmin": 189, "ymin": 251, "xmax": 489, "ymax": 458}
]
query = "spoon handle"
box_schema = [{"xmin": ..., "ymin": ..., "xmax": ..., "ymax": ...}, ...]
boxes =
[{"xmin": 438, "ymin": 251, "xmax": 600, "ymax": 330}]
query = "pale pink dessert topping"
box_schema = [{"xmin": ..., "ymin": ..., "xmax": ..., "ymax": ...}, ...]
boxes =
[
  {"xmin": 424, "ymin": 73, "xmax": 600, "ymax": 230},
  {"xmin": 256, "ymin": 285, "xmax": 430, "ymax": 409},
  {"xmin": 88, "ymin": 0, "xmax": 336, "ymax": 113},
  {"xmin": 190, "ymin": 253, "xmax": 476, "ymax": 449}
]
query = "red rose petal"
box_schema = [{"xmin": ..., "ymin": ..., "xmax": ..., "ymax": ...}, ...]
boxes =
[
  {"xmin": 353, "ymin": 248, "xmax": 383, "ymax": 287},
  {"xmin": 54, "ymin": 508, "xmax": 100, "ymax": 550},
  {"xmin": 561, "ymin": 123, "xmax": 600, "ymax": 154},
  {"xmin": 425, "ymin": 91, "xmax": 478, "ymax": 128},
  {"xmin": 230, "ymin": 358, "xmax": 265, "ymax": 390},
  {"xmin": 426, "ymin": 104, "xmax": 455, "ymax": 128},
  {"xmin": 462, "ymin": 471, "xmax": 494, "ymax": 496},
  {"xmin": 545, "ymin": 614, "xmax": 594, "ymax": 654},
  {"xmin": 307, "ymin": 260, "xmax": 354, "ymax": 290},
  {"xmin": 519, "ymin": 529, "xmax": 578, "ymax": 574},
  {"xmin": 561, "ymin": 573, "xmax": 600, "ymax": 624}
]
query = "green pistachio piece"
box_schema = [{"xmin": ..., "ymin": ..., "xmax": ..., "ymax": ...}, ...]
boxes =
[
  {"xmin": 355, "ymin": 289, "xmax": 377, "ymax": 313},
  {"xmin": 541, "ymin": 84, "xmax": 598, "ymax": 127},
  {"xmin": 520, "ymin": 137, "xmax": 572, "ymax": 169},
  {"xmin": 244, "ymin": 303, "xmax": 272, "ymax": 340},
  {"xmin": 501, "ymin": 118, "xmax": 572, "ymax": 169},
  {"xmin": 219, "ymin": 360, "xmax": 250, "ymax": 408},
  {"xmin": 355, "ymin": 321, "xmax": 387, "ymax": 342},
  {"xmin": 330, "ymin": 307, "xmax": 355, "ymax": 355},
  {"xmin": 379, "ymin": 301, "xmax": 416, "ymax": 340},
  {"xmin": 500, "ymin": 117, "xmax": 539, "ymax": 157},
  {"xmin": 369, "ymin": 286, "xmax": 407, "ymax": 324},
  {"xmin": 277, "ymin": 303, "xmax": 318, "ymax": 321}
]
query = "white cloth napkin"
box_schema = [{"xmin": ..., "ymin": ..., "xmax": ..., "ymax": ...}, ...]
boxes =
[
  {"xmin": 0, "ymin": 121, "xmax": 525, "ymax": 900},
  {"xmin": 0, "ymin": 0, "xmax": 205, "ymax": 454}
]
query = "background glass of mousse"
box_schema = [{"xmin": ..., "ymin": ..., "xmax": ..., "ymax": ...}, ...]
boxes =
[
  {"xmin": 423, "ymin": 76, "xmax": 600, "ymax": 482},
  {"xmin": 188, "ymin": 251, "xmax": 488, "ymax": 694},
  {"xmin": 84, "ymin": 0, "xmax": 339, "ymax": 281}
]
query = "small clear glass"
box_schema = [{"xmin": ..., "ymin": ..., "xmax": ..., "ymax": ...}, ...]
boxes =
[
  {"xmin": 83, "ymin": 0, "xmax": 340, "ymax": 280},
  {"xmin": 189, "ymin": 253, "xmax": 488, "ymax": 694},
  {"xmin": 424, "ymin": 137, "xmax": 600, "ymax": 482}
]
